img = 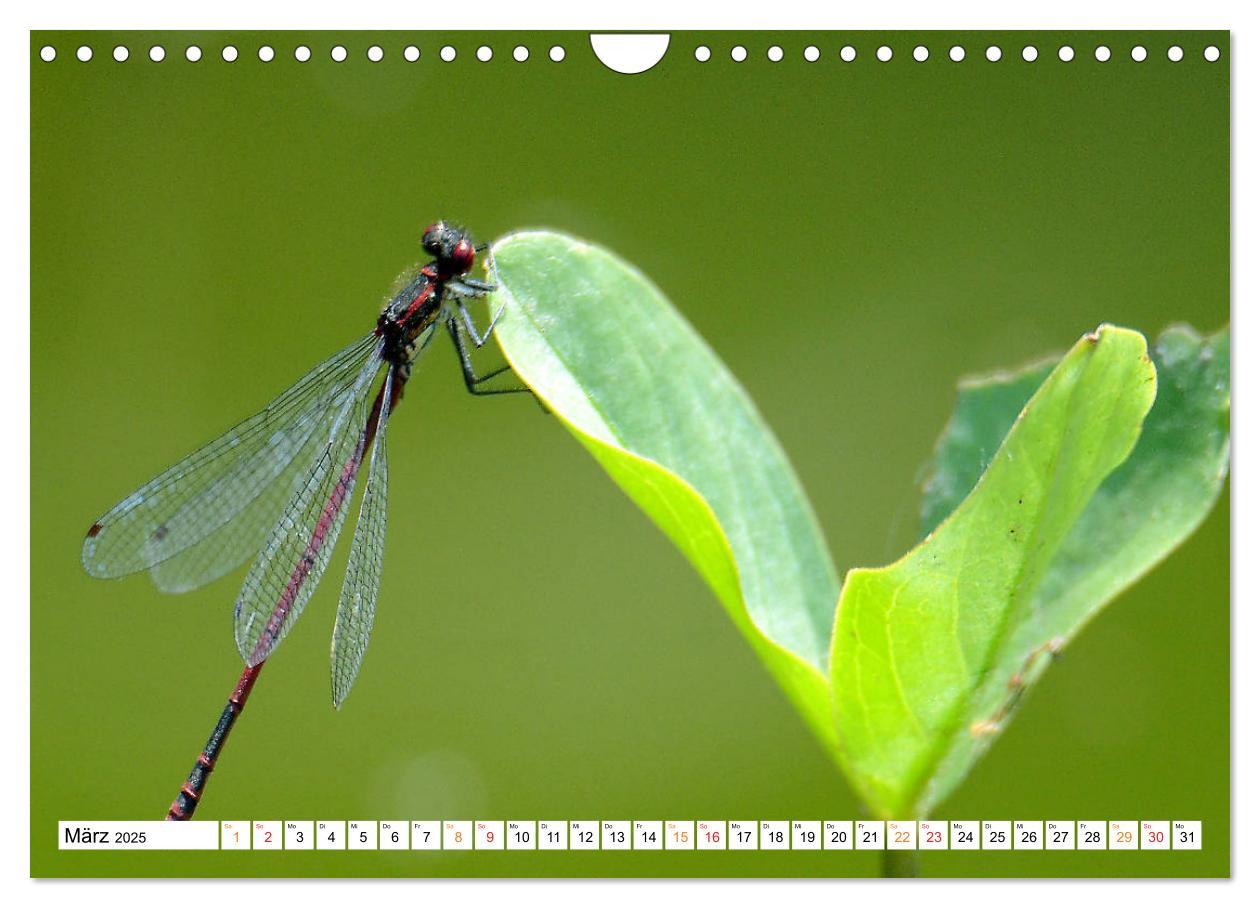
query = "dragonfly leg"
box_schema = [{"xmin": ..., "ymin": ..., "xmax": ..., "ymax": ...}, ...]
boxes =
[
  {"xmin": 456, "ymin": 300, "xmax": 505, "ymax": 349},
  {"xmin": 446, "ymin": 318, "xmax": 535, "ymax": 398},
  {"xmin": 443, "ymin": 277, "xmax": 496, "ymax": 304}
]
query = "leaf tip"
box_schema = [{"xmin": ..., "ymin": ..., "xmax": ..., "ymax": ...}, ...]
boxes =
[{"xmin": 1083, "ymin": 321, "xmax": 1128, "ymax": 346}]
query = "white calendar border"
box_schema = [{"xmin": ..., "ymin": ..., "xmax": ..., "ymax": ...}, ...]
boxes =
[{"xmin": 8, "ymin": 3, "xmax": 1255, "ymax": 908}]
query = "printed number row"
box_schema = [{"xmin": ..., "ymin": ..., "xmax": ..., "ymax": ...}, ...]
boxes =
[{"xmin": 222, "ymin": 820, "xmax": 1202, "ymax": 851}]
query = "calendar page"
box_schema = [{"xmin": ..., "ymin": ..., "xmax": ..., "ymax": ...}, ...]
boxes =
[{"xmin": 29, "ymin": 25, "xmax": 1230, "ymax": 880}]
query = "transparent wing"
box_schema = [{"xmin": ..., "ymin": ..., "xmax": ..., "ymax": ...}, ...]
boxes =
[
  {"xmin": 148, "ymin": 415, "xmax": 332, "ymax": 593},
  {"xmin": 233, "ymin": 353, "xmax": 384, "ymax": 666},
  {"xmin": 330, "ymin": 368, "xmax": 394, "ymax": 707},
  {"xmin": 83, "ymin": 334, "xmax": 381, "ymax": 584}
]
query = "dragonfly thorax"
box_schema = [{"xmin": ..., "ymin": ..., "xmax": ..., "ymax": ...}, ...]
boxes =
[{"xmin": 377, "ymin": 277, "xmax": 440, "ymax": 366}]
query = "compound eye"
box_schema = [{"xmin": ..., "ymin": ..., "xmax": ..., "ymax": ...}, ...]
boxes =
[{"xmin": 451, "ymin": 238, "xmax": 475, "ymax": 273}]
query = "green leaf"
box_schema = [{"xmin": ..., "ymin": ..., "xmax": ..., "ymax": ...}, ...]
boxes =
[
  {"xmin": 485, "ymin": 230, "xmax": 1228, "ymax": 823},
  {"xmin": 831, "ymin": 325, "xmax": 1159, "ymax": 817},
  {"xmin": 918, "ymin": 358, "xmax": 1057, "ymax": 539},
  {"xmin": 488, "ymin": 231, "xmax": 841, "ymax": 748},
  {"xmin": 906, "ymin": 325, "xmax": 1230, "ymax": 815}
]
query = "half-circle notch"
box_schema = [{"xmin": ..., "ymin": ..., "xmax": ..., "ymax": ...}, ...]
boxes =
[{"xmin": 590, "ymin": 33, "xmax": 670, "ymax": 74}]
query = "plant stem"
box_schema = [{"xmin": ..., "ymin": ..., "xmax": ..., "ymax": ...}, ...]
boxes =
[{"xmin": 880, "ymin": 849, "xmax": 919, "ymax": 878}]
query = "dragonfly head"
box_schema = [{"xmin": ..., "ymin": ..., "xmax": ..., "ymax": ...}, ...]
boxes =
[{"xmin": 422, "ymin": 221, "xmax": 477, "ymax": 276}]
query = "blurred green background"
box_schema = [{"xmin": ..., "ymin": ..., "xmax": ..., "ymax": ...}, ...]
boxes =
[{"xmin": 30, "ymin": 30, "xmax": 1229, "ymax": 877}]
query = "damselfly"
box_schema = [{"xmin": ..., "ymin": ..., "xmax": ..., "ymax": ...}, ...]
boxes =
[{"xmin": 82, "ymin": 222, "xmax": 528, "ymax": 820}]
